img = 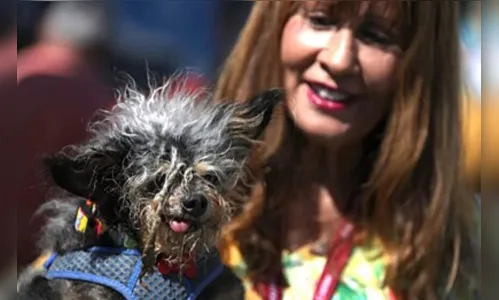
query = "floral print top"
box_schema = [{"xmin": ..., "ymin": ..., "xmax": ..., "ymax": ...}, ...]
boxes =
[
  {"xmin": 224, "ymin": 239, "xmax": 398, "ymax": 300},
  {"xmin": 223, "ymin": 199, "xmax": 480, "ymax": 300}
]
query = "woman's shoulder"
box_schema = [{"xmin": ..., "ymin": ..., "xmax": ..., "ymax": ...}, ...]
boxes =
[
  {"xmin": 220, "ymin": 239, "xmax": 250, "ymax": 279},
  {"xmin": 220, "ymin": 241, "xmax": 264, "ymax": 299}
]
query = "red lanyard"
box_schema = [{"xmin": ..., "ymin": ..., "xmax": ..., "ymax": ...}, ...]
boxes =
[
  {"xmin": 256, "ymin": 219, "xmax": 355, "ymax": 300},
  {"xmin": 313, "ymin": 220, "xmax": 354, "ymax": 300}
]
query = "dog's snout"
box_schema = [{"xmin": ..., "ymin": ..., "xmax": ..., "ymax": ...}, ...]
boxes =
[{"xmin": 181, "ymin": 194, "xmax": 208, "ymax": 217}]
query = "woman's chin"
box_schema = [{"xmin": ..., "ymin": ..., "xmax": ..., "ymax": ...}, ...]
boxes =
[{"xmin": 287, "ymin": 106, "xmax": 352, "ymax": 142}]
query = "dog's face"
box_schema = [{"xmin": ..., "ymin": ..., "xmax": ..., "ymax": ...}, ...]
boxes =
[{"xmin": 44, "ymin": 84, "xmax": 282, "ymax": 262}]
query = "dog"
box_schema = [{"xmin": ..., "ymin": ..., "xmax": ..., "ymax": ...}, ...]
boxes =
[{"xmin": 17, "ymin": 78, "xmax": 283, "ymax": 300}]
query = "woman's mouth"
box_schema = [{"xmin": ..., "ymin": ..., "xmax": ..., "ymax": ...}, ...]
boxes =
[{"xmin": 306, "ymin": 83, "xmax": 354, "ymax": 112}]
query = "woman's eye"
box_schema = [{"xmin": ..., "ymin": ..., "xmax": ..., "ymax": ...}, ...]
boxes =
[
  {"xmin": 359, "ymin": 29, "xmax": 392, "ymax": 45},
  {"xmin": 307, "ymin": 13, "xmax": 336, "ymax": 28},
  {"xmin": 358, "ymin": 21, "xmax": 397, "ymax": 46}
]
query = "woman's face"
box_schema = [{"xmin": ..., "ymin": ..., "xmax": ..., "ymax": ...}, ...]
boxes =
[{"xmin": 281, "ymin": 1, "xmax": 403, "ymax": 145}]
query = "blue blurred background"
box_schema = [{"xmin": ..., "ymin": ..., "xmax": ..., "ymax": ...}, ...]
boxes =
[{"xmin": 17, "ymin": 1, "xmax": 253, "ymax": 89}]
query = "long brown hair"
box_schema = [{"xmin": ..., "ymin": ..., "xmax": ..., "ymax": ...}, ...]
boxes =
[{"xmin": 216, "ymin": 1, "xmax": 478, "ymax": 299}]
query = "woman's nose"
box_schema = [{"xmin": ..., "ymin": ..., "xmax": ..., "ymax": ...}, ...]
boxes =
[{"xmin": 317, "ymin": 29, "xmax": 358, "ymax": 76}]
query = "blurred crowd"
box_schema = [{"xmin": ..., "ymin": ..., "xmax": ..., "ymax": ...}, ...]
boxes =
[
  {"xmin": 17, "ymin": 1, "xmax": 253, "ymax": 88},
  {"xmin": 8, "ymin": 0, "xmax": 482, "ymax": 285}
]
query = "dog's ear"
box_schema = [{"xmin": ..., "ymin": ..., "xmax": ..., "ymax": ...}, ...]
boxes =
[
  {"xmin": 232, "ymin": 88, "xmax": 283, "ymax": 140},
  {"xmin": 43, "ymin": 155, "xmax": 102, "ymax": 200}
]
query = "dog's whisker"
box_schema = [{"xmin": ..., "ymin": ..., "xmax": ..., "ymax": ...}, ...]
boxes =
[{"xmin": 203, "ymin": 242, "xmax": 210, "ymax": 253}]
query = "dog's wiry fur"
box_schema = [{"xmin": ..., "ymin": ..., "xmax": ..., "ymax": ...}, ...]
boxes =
[{"xmin": 17, "ymin": 77, "xmax": 283, "ymax": 300}]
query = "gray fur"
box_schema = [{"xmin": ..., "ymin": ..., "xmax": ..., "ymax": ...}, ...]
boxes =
[{"xmin": 17, "ymin": 76, "xmax": 283, "ymax": 300}]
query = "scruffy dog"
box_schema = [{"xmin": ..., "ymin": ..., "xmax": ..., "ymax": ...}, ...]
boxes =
[{"xmin": 17, "ymin": 79, "xmax": 282, "ymax": 300}]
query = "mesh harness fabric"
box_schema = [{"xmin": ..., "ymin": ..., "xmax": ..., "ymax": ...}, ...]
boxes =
[{"xmin": 42, "ymin": 247, "xmax": 223, "ymax": 300}]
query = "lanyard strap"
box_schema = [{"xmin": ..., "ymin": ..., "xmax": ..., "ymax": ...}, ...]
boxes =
[
  {"xmin": 256, "ymin": 219, "xmax": 355, "ymax": 300},
  {"xmin": 313, "ymin": 220, "xmax": 354, "ymax": 300}
]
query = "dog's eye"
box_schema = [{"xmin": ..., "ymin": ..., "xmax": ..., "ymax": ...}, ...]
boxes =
[
  {"xmin": 146, "ymin": 174, "xmax": 166, "ymax": 194},
  {"xmin": 202, "ymin": 174, "xmax": 220, "ymax": 185}
]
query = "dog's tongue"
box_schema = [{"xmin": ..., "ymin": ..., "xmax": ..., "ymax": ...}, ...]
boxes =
[{"xmin": 169, "ymin": 220, "xmax": 190, "ymax": 233}]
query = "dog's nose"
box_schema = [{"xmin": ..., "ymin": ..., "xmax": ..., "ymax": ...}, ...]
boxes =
[{"xmin": 181, "ymin": 194, "xmax": 208, "ymax": 217}]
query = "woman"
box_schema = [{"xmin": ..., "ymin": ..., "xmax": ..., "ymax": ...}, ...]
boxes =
[{"xmin": 215, "ymin": 1, "xmax": 479, "ymax": 299}]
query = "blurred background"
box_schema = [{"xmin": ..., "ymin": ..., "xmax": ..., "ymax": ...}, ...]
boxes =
[
  {"xmin": 17, "ymin": 1, "xmax": 254, "ymax": 90},
  {"xmin": 5, "ymin": 0, "xmax": 486, "ymax": 296}
]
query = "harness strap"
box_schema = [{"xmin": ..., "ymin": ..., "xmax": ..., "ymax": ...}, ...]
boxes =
[{"xmin": 43, "ymin": 247, "xmax": 223, "ymax": 300}]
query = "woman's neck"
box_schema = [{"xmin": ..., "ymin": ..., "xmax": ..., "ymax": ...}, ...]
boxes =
[
  {"xmin": 280, "ymin": 139, "xmax": 362, "ymax": 252},
  {"xmin": 310, "ymin": 142, "xmax": 361, "ymax": 193}
]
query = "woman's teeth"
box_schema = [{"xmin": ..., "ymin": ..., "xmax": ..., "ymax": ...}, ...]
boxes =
[{"xmin": 310, "ymin": 84, "xmax": 350, "ymax": 102}]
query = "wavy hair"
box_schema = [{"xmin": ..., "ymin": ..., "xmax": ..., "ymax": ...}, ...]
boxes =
[{"xmin": 215, "ymin": 1, "xmax": 478, "ymax": 299}]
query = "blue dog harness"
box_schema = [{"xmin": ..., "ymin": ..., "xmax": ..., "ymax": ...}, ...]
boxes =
[{"xmin": 42, "ymin": 247, "xmax": 223, "ymax": 300}]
